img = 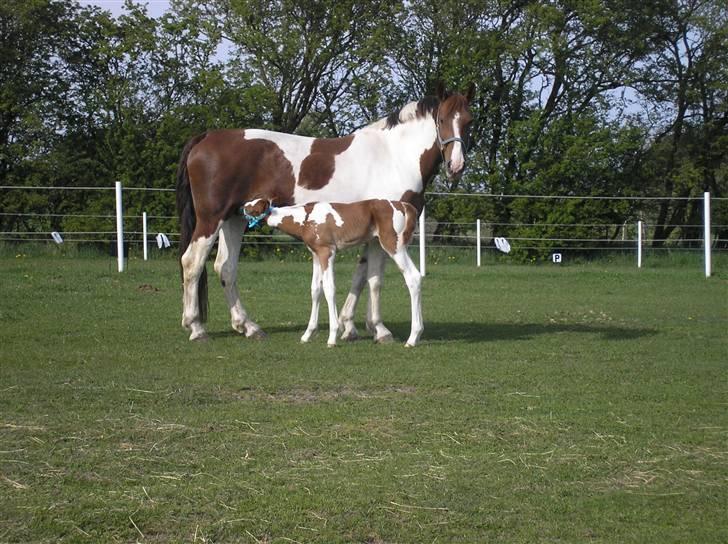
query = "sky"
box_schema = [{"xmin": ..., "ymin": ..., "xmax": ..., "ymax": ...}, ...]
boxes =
[{"xmin": 76, "ymin": 0, "xmax": 171, "ymax": 19}]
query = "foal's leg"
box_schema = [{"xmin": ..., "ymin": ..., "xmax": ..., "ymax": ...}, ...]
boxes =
[
  {"xmin": 213, "ymin": 216, "xmax": 266, "ymax": 339},
  {"xmin": 390, "ymin": 248, "xmax": 424, "ymax": 347},
  {"xmin": 339, "ymin": 251, "xmax": 368, "ymax": 341},
  {"xmin": 319, "ymin": 248, "xmax": 340, "ymax": 347},
  {"xmin": 181, "ymin": 221, "xmax": 221, "ymax": 341},
  {"xmin": 366, "ymin": 243, "xmax": 394, "ymax": 344},
  {"xmin": 301, "ymin": 251, "xmax": 323, "ymax": 343}
]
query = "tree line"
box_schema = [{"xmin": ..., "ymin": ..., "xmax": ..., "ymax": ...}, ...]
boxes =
[{"xmin": 1, "ymin": 0, "xmax": 726, "ymax": 257}]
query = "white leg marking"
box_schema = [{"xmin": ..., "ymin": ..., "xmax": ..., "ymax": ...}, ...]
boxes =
[
  {"xmin": 339, "ymin": 254, "xmax": 368, "ymax": 341},
  {"xmin": 322, "ymin": 251, "xmax": 339, "ymax": 347},
  {"xmin": 301, "ymin": 254, "xmax": 323, "ymax": 343},
  {"xmin": 366, "ymin": 243, "xmax": 393, "ymax": 343},
  {"xmin": 181, "ymin": 224, "xmax": 221, "ymax": 341},
  {"xmin": 391, "ymin": 248, "xmax": 423, "ymax": 347},
  {"xmin": 214, "ymin": 216, "xmax": 264, "ymax": 338}
]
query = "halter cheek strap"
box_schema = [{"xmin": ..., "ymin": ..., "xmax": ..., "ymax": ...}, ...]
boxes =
[{"xmin": 435, "ymin": 106, "xmax": 468, "ymax": 156}]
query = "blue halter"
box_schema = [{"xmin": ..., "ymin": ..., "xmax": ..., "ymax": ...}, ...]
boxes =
[{"xmin": 242, "ymin": 204, "xmax": 275, "ymax": 229}]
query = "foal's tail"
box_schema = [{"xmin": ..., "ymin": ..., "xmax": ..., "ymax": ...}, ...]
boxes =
[{"xmin": 176, "ymin": 133, "xmax": 208, "ymax": 323}]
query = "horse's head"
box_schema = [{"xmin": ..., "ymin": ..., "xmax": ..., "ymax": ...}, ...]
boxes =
[
  {"xmin": 435, "ymin": 82, "xmax": 475, "ymax": 180},
  {"xmin": 241, "ymin": 198, "xmax": 273, "ymax": 229}
]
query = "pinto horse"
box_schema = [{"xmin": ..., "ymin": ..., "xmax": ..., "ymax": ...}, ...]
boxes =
[
  {"xmin": 242, "ymin": 198, "xmax": 423, "ymax": 347},
  {"xmin": 176, "ymin": 83, "xmax": 474, "ymax": 341}
]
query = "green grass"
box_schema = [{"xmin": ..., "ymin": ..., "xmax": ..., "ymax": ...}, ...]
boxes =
[{"xmin": 1, "ymin": 255, "xmax": 727, "ymax": 543}]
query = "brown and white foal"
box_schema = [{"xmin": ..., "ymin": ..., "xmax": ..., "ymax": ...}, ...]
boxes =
[{"xmin": 242, "ymin": 199, "xmax": 424, "ymax": 347}]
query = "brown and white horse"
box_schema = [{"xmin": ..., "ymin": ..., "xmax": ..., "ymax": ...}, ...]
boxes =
[
  {"xmin": 242, "ymin": 198, "xmax": 423, "ymax": 347},
  {"xmin": 176, "ymin": 83, "xmax": 474, "ymax": 341}
]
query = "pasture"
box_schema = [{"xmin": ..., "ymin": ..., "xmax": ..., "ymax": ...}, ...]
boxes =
[{"xmin": 1, "ymin": 254, "xmax": 726, "ymax": 543}]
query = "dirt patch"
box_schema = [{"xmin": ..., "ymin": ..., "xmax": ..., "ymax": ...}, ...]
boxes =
[{"xmin": 216, "ymin": 385, "xmax": 416, "ymax": 404}]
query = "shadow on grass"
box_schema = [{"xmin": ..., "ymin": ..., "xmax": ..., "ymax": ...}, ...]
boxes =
[
  {"xmin": 413, "ymin": 321, "xmax": 657, "ymax": 344},
  {"xmin": 208, "ymin": 321, "xmax": 657, "ymax": 344}
]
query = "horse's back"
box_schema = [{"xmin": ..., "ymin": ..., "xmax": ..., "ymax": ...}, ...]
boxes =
[{"xmin": 185, "ymin": 129, "xmax": 302, "ymax": 215}]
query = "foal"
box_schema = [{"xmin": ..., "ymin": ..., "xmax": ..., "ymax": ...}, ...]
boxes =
[{"xmin": 242, "ymin": 198, "xmax": 424, "ymax": 347}]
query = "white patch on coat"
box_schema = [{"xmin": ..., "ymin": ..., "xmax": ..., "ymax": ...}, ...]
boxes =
[
  {"xmin": 245, "ymin": 129, "xmax": 313, "ymax": 184},
  {"xmin": 293, "ymin": 115, "xmax": 435, "ymax": 206},
  {"xmin": 389, "ymin": 201, "xmax": 405, "ymax": 232},
  {"xmin": 389, "ymin": 201, "xmax": 406, "ymax": 249},
  {"xmin": 310, "ymin": 202, "xmax": 344, "ymax": 227},
  {"xmin": 267, "ymin": 206, "xmax": 307, "ymax": 227},
  {"xmin": 449, "ymin": 112, "xmax": 465, "ymax": 174}
]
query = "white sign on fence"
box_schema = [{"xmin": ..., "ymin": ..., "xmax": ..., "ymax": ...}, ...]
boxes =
[
  {"xmin": 156, "ymin": 233, "xmax": 171, "ymax": 249},
  {"xmin": 494, "ymin": 237, "xmax": 511, "ymax": 254}
]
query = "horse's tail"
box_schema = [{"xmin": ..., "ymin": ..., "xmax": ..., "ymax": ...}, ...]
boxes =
[{"xmin": 176, "ymin": 133, "xmax": 208, "ymax": 323}]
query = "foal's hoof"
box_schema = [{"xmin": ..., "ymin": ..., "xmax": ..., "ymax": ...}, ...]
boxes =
[
  {"xmin": 190, "ymin": 333, "xmax": 210, "ymax": 342},
  {"xmin": 374, "ymin": 333, "xmax": 394, "ymax": 345}
]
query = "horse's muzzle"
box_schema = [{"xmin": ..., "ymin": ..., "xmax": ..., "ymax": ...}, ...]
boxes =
[{"xmin": 447, "ymin": 160, "xmax": 465, "ymax": 180}]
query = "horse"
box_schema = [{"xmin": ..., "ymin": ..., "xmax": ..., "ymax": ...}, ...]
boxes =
[
  {"xmin": 242, "ymin": 198, "xmax": 423, "ymax": 347},
  {"xmin": 176, "ymin": 82, "xmax": 474, "ymax": 341}
]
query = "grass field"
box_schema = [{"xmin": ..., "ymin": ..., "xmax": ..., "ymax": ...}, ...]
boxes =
[{"xmin": 1, "ymin": 254, "xmax": 727, "ymax": 543}]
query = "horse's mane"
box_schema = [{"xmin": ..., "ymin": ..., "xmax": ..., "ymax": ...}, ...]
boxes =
[{"xmin": 359, "ymin": 95, "xmax": 440, "ymax": 132}]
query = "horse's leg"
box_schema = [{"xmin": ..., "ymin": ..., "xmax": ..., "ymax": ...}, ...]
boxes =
[
  {"xmin": 339, "ymin": 251, "xmax": 368, "ymax": 341},
  {"xmin": 319, "ymin": 249, "xmax": 339, "ymax": 347},
  {"xmin": 213, "ymin": 216, "xmax": 266, "ymax": 339},
  {"xmin": 181, "ymin": 222, "xmax": 221, "ymax": 341},
  {"xmin": 365, "ymin": 243, "xmax": 394, "ymax": 344},
  {"xmin": 301, "ymin": 252, "xmax": 323, "ymax": 343},
  {"xmin": 390, "ymin": 248, "xmax": 424, "ymax": 347}
]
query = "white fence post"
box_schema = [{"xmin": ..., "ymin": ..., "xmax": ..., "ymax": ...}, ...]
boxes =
[
  {"xmin": 476, "ymin": 219, "xmax": 481, "ymax": 267},
  {"xmin": 637, "ymin": 220, "xmax": 643, "ymax": 269},
  {"xmin": 142, "ymin": 211, "xmax": 148, "ymax": 261},
  {"xmin": 704, "ymin": 191, "xmax": 711, "ymax": 278},
  {"xmin": 419, "ymin": 206, "xmax": 426, "ymax": 277},
  {"xmin": 115, "ymin": 181, "xmax": 124, "ymax": 272}
]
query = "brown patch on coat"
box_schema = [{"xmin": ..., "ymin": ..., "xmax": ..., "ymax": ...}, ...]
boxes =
[
  {"xmin": 298, "ymin": 135, "xmax": 355, "ymax": 190},
  {"xmin": 186, "ymin": 130, "xmax": 296, "ymax": 234},
  {"xmin": 399, "ymin": 202, "xmax": 417, "ymax": 247},
  {"xmin": 370, "ymin": 200, "xmax": 416, "ymax": 256},
  {"xmin": 399, "ymin": 190, "xmax": 425, "ymax": 215},
  {"xmin": 419, "ymin": 143, "xmax": 441, "ymax": 190}
]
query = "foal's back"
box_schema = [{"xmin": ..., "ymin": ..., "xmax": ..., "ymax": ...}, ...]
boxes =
[{"xmin": 290, "ymin": 199, "xmax": 417, "ymax": 253}]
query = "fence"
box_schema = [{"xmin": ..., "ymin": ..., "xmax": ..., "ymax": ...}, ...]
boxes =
[{"xmin": 1, "ymin": 183, "xmax": 726, "ymax": 277}]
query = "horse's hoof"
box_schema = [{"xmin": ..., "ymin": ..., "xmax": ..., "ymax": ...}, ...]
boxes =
[
  {"xmin": 191, "ymin": 333, "xmax": 210, "ymax": 342},
  {"xmin": 404, "ymin": 342, "xmax": 414, "ymax": 348},
  {"xmin": 374, "ymin": 333, "xmax": 394, "ymax": 344},
  {"xmin": 327, "ymin": 343, "xmax": 337, "ymax": 348},
  {"xmin": 340, "ymin": 330, "xmax": 359, "ymax": 342},
  {"xmin": 246, "ymin": 329, "xmax": 267, "ymax": 340}
]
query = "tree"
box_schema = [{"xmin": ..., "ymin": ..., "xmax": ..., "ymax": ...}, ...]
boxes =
[{"xmin": 632, "ymin": 0, "xmax": 728, "ymax": 247}]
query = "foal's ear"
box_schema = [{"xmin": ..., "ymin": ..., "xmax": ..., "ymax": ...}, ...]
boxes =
[
  {"xmin": 464, "ymin": 82, "xmax": 476, "ymax": 102},
  {"xmin": 436, "ymin": 80, "xmax": 447, "ymax": 101}
]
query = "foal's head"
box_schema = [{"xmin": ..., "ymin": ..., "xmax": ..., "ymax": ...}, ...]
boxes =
[
  {"xmin": 242, "ymin": 198, "xmax": 273, "ymax": 228},
  {"xmin": 435, "ymin": 82, "xmax": 475, "ymax": 180}
]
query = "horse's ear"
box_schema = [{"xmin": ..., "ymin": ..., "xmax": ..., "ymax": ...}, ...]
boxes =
[
  {"xmin": 464, "ymin": 82, "xmax": 476, "ymax": 103},
  {"xmin": 436, "ymin": 80, "xmax": 447, "ymax": 101}
]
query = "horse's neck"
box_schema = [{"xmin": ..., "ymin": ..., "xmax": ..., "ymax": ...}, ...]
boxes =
[{"xmin": 384, "ymin": 116, "xmax": 441, "ymax": 184}]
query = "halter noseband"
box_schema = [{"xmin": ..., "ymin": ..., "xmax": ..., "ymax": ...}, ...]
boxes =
[{"xmin": 242, "ymin": 204, "xmax": 275, "ymax": 229}]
